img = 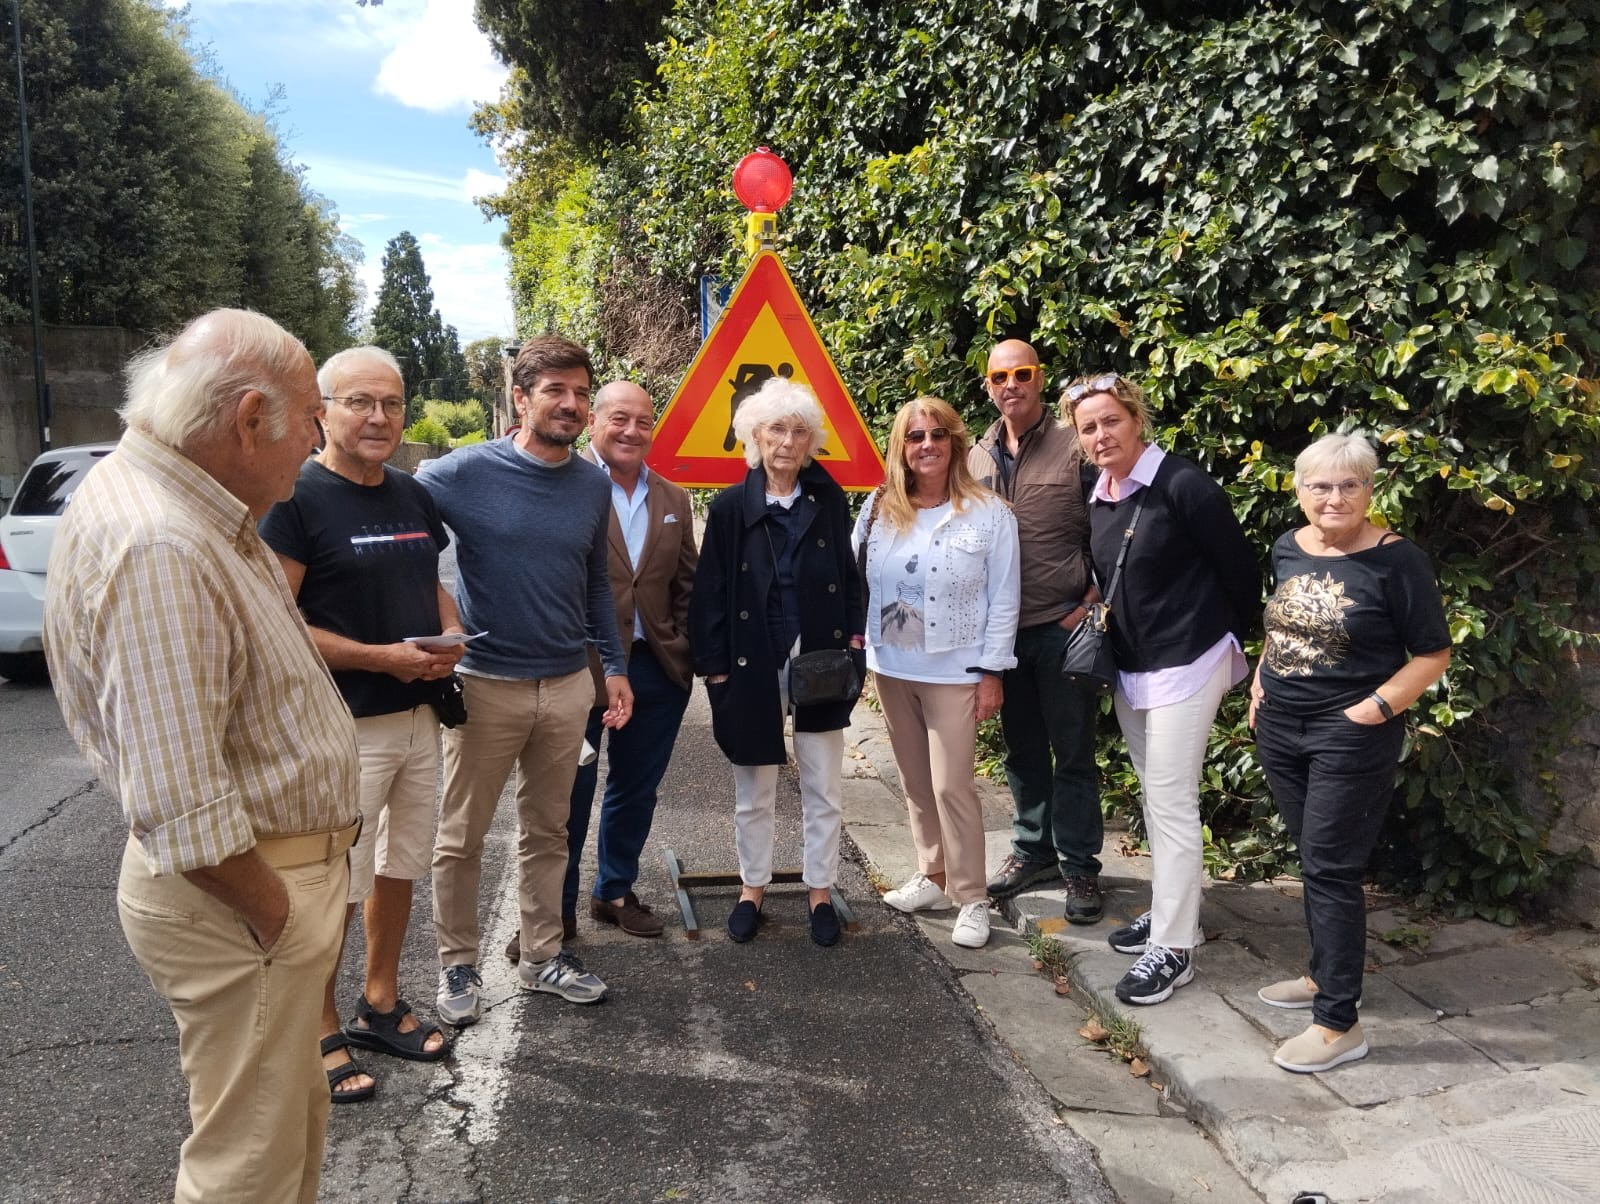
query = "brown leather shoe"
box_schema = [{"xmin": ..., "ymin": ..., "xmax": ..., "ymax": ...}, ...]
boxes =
[
  {"xmin": 504, "ymin": 916, "xmax": 578, "ymax": 964},
  {"xmin": 590, "ymin": 892, "xmax": 664, "ymax": 938}
]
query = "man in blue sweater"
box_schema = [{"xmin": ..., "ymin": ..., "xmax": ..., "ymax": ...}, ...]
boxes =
[{"xmin": 419, "ymin": 336, "xmax": 632, "ymax": 1024}]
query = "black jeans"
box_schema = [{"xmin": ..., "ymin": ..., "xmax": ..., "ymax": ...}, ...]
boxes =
[
  {"xmin": 1000, "ymin": 620, "xmax": 1103, "ymax": 878},
  {"xmin": 1254, "ymin": 701, "xmax": 1405, "ymax": 1032}
]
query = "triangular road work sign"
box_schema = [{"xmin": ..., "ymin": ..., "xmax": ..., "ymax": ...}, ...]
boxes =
[{"xmin": 649, "ymin": 250, "xmax": 885, "ymax": 491}]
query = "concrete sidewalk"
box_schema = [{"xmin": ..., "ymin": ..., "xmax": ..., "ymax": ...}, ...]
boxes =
[{"xmin": 841, "ymin": 706, "xmax": 1600, "ymax": 1204}]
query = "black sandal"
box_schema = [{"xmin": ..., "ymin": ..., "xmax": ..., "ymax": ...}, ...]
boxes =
[
  {"xmin": 342, "ymin": 995, "xmax": 449, "ymax": 1062},
  {"xmin": 321, "ymin": 1034, "xmax": 375, "ymax": 1104}
]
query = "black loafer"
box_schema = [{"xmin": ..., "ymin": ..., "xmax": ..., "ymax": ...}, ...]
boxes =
[
  {"xmin": 727, "ymin": 900, "xmax": 764, "ymax": 943},
  {"xmin": 809, "ymin": 901, "xmax": 841, "ymax": 947}
]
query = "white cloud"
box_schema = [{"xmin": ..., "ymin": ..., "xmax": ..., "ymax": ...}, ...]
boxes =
[
  {"xmin": 299, "ymin": 156, "xmax": 492, "ymax": 206},
  {"xmin": 373, "ymin": 0, "xmax": 509, "ymax": 113}
]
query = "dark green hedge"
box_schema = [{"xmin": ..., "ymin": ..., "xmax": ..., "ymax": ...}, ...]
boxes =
[{"xmin": 491, "ymin": 0, "xmax": 1600, "ymax": 916}]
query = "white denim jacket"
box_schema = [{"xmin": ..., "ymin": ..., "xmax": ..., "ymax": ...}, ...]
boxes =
[{"xmin": 852, "ymin": 492, "xmax": 1021, "ymax": 672}]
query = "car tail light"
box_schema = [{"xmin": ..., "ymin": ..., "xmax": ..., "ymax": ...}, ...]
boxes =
[{"xmin": 0, "ymin": 542, "xmax": 9, "ymax": 570}]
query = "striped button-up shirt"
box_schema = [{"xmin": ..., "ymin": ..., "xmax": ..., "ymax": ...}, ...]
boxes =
[{"xmin": 44, "ymin": 429, "xmax": 359, "ymax": 876}]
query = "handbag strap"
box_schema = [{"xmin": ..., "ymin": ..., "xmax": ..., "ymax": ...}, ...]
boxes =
[
  {"xmin": 856, "ymin": 485, "xmax": 885, "ymax": 586},
  {"xmin": 1099, "ymin": 493, "xmax": 1147, "ymax": 611}
]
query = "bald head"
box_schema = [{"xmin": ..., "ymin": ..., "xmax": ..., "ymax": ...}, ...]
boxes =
[
  {"xmin": 588, "ymin": 380, "xmax": 656, "ymax": 484},
  {"xmin": 985, "ymin": 338, "xmax": 1046, "ymax": 432},
  {"xmin": 121, "ymin": 308, "xmax": 314, "ymax": 451}
]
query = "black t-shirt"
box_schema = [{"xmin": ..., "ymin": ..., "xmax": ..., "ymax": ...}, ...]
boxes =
[
  {"xmin": 259, "ymin": 460, "xmax": 450, "ymax": 718},
  {"xmin": 1260, "ymin": 530, "xmax": 1449, "ymax": 716}
]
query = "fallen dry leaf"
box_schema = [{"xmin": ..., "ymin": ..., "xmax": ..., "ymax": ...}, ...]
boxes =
[
  {"xmin": 742, "ymin": 980, "xmax": 757, "ymax": 992},
  {"xmin": 1191, "ymin": 1173, "xmax": 1209, "ymax": 1191},
  {"xmin": 1078, "ymin": 1021, "xmax": 1109, "ymax": 1043},
  {"xmin": 1129, "ymin": 1058, "xmax": 1151, "ymax": 1078},
  {"xmin": 1053, "ymin": 979, "xmax": 1072, "ymax": 996},
  {"xmin": 1029, "ymin": 957, "xmax": 1046, "ymax": 971}
]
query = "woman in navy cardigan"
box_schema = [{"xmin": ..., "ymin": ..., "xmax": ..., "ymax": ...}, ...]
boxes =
[
  {"xmin": 688, "ymin": 378, "xmax": 867, "ymax": 947},
  {"xmin": 1066, "ymin": 373, "xmax": 1260, "ymax": 1007}
]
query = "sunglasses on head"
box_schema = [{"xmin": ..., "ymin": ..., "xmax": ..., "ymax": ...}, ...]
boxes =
[
  {"xmin": 905, "ymin": 427, "xmax": 951, "ymax": 444},
  {"xmin": 987, "ymin": 365, "xmax": 1040, "ymax": 387},
  {"xmin": 1063, "ymin": 373, "xmax": 1123, "ymax": 403}
]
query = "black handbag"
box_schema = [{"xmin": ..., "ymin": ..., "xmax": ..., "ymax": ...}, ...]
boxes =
[
  {"xmin": 1059, "ymin": 494, "xmax": 1146, "ymax": 695},
  {"xmin": 788, "ymin": 649, "xmax": 863, "ymax": 708}
]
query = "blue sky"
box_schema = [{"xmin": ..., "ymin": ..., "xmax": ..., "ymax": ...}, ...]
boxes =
[{"xmin": 169, "ymin": 0, "xmax": 515, "ymax": 343}]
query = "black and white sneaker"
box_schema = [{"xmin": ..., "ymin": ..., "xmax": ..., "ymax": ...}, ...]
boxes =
[
  {"xmin": 1114, "ymin": 944, "xmax": 1194, "ymax": 1006},
  {"xmin": 1108, "ymin": 911, "xmax": 1151, "ymax": 955}
]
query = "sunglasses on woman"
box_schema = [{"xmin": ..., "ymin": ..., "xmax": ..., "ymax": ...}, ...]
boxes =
[
  {"xmin": 905, "ymin": 427, "xmax": 951, "ymax": 444},
  {"xmin": 1062, "ymin": 373, "xmax": 1123, "ymax": 403},
  {"xmin": 987, "ymin": 365, "xmax": 1040, "ymax": 387}
]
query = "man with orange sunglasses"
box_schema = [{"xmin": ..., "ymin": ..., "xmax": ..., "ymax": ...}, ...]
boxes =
[{"xmin": 967, "ymin": 339, "xmax": 1104, "ymax": 924}]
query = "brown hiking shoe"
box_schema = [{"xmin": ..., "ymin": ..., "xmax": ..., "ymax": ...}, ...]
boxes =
[
  {"xmin": 1062, "ymin": 875, "xmax": 1104, "ymax": 924},
  {"xmin": 504, "ymin": 915, "xmax": 578, "ymax": 963},
  {"xmin": 986, "ymin": 854, "xmax": 1057, "ymax": 900},
  {"xmin": 590, "ymin": 892, "xmax": 665, "ymax": 938}
]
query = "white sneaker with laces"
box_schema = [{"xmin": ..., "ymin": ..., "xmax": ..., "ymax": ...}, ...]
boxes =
[
  {"xmin": 883, "ymin": 873, "xmax": 954, "ymax": 914},
  {"xmin": 951, "ymin": 901, "xmax": 991, "ymax": 948}
]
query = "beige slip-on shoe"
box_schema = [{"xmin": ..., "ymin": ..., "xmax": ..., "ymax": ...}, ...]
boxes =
[{"xmin": 1273, "ymin": 1022, "xmax": 1369, "ymax": 1073}]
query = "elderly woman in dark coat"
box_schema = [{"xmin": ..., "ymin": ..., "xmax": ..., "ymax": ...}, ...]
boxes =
[{"xmin": 689, "ymin": 377, "xmax": 867, "ymax": 947}]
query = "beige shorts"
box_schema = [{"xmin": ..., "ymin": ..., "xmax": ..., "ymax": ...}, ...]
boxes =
[{"xmin": 348, "ymin": 706, "xmax": 439, "ymax": 902}]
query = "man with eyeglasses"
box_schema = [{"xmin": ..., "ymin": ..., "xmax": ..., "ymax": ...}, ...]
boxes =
[
  {"xmin": 260, "ymin": 345, "xmax": 462, "ymax": 1101},
  {"xmin": 418, "ymin": 335, "xmax": 633, "ymax": 1025},
  {"xmin": 967, "ymin": 339, "xmax": 1105, "ymax": 923},
  {"xmin": 506, "ymin": 381, "xmax": 697, "ymax": 957}
]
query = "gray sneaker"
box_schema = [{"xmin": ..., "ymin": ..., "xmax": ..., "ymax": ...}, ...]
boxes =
[
  {"xmin": 437, "ymin": 963, "xmax": 483, "ymax": 1026},
  {"xmin": 518, "ymin": 949, "xmax": 607, "ymax": 1004}
]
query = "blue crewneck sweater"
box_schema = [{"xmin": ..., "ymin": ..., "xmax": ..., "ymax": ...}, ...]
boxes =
[{"xmin": 418, "ymin": 437, "xmax": 625, "ymax": 680}]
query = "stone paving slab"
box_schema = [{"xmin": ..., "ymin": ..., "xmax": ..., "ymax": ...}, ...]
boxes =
[
  {"xmin": 1441, "ymin": 998, "xmax": 1600, "ymax": 1069},
  {"xmin": 1386, "ymin": 945, "xmax": 1588, "ymax": 1014},
  {"xmin": 1063, "ymin": 1113, "xmax": 1263, "ymax": 1202}
]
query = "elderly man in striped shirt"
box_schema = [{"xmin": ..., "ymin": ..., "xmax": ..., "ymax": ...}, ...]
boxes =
[{"xmin": 44, "ymin": 309, "xmax": 361, "ymax": 1204}]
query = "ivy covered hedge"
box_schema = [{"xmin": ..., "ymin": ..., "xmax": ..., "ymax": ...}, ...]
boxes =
[{"xmin": 485, "ymin": 0, "xmax": 1600, "ymax": 918}]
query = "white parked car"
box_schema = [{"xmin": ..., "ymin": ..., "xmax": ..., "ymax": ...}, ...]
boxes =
[{"xmin": 0, "ymin": 442, "xmax": 117, "ymax": 683}]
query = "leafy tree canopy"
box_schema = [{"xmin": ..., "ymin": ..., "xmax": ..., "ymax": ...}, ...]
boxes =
[{"xmin": 0, "ymin": 0, "xmax": 361, "ymax": 357}]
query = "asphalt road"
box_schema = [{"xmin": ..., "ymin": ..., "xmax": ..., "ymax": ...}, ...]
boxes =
[{"xmin": 0, "ymin": 670, "xmax": 1112, "ymax": 1204}]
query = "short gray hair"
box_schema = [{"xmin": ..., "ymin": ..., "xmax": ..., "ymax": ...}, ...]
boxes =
[
  {"xmin": 121, "ymin": 309, "xmax": 310, "ymax": 451},
  {"xmin": 317, "ymin": 346, "xmax": 404, "ymax": 398},
  {"xmin": 732, "ymin": 377, "xmax": 826, "ymax": 468},
  {"xmin": 1294, "ymin": 433, "xmax": 1378, "ymax": 487}
]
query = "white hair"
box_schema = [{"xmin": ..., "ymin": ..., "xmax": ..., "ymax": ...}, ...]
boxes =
[
  {"xmin": 1294, "ymin": 433, "xmax": 1378, "ymax": 487},
  {"xmin": 317, "ymin": 345, "xmax": 404, "ymax": 398},
  {"xmin": 732, "ymin": 377, "xmax": 826, "ymax": 468},
  {"xmin": 120, "ymin": 309, "xmax": 310, "ymax": 451}
]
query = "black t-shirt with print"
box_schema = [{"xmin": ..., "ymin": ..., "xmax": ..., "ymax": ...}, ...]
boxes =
[
  {"xmin": 259, "ymin": 460, "xmax": 450, "ymax": 718},
  {"xmin": 1260, "ymin": 530, "xmax": 1449, "ymax": 716}
]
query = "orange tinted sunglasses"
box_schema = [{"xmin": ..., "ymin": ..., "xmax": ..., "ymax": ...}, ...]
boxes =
[{"xmin": 987, "ymin": 364, "xmax": 1040, "ymax": 387}]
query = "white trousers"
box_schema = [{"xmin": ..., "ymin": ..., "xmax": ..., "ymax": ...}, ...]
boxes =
[
  {"xmin": 1112, "ymin": 655, "xmax": 1233, "ymax": 950},
  {"xmin": 732, "ymin": 669, "xmax": 844, "ymax": 889}
]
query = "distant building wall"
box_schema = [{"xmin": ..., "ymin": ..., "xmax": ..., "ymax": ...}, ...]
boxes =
[{"xmin": 1, "ymin": 325, "xmax": 147, "ymax": 499}]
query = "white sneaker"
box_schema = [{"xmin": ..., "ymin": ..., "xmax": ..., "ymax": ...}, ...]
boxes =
[
  {"xmin": 883, "ymin": 873, "xmax": 954, "ymax": 914},
  {"xmin": 951, "ymin": 901, "xmax": 991, "ymax": 948}
]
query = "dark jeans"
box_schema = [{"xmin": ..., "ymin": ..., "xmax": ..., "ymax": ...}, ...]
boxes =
[
  {"xmin": 1000, "ymin": 620, "xmax": 1103, "ymax": 878},
  {"xmin": 1254, "ymin": 702, "xmax": 1405, "ymax": 1032},
  {"xmin": 563, "ymin": 642, "xmax": 691, "ymax": 914}
]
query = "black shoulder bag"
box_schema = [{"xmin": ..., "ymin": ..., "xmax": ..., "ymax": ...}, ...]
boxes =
[
  {"xmin": 1058, "ymin": 494, "xmax": 1146, "ymax": 695},
  {"xmin": 766, "ymin": 507, "xmax": 863, "ymax": 709}
]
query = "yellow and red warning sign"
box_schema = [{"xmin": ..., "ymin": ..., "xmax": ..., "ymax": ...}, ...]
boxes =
[{"xmin": 649, "ymin": 251, "xmax": 885, "ymax": 491}]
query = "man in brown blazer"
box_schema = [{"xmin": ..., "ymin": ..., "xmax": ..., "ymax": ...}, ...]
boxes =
[{"xmin": 555, "ymin": 381, "xmax": 698, "ymax": 938}]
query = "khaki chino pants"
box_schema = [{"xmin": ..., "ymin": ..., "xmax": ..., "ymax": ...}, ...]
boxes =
[
  {"xmin": 432, "ymin": 670, "xmax": 592, "ymax": 967},
  {"xmin": 117, "ymin": 836, "xmax": 348, "ymax": 1204}
]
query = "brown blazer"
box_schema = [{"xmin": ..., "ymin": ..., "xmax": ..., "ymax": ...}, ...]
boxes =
[{"xmin": 583, "ymin": 447, "xmax": 699, "ymax": 701}]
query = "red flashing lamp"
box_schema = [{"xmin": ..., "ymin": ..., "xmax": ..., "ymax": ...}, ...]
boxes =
[{"xmin": 732, "ymin": 147, "xmax": 793, "ymax": 214}]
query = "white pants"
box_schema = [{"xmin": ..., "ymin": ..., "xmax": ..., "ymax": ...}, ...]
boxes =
[
  {"xmin": 1112, "ymin": 655, "xmax": 1233, "ymax": 950},
  {"xmin": 732, "ymin": 669, "xmax": 844, "ymax": 889}
]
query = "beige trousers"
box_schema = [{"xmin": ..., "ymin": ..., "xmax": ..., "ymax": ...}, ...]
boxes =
[
  {"xmin": 117, "ymin": 836, "xmax": 348, "ymax": 1204},
  {"xmin": 874, "ymin": 674, "xmax": 988, "ymax": 904},
  {"xmin": 432, "ymin": 670, "xmax": 592, "ymax": 967}
]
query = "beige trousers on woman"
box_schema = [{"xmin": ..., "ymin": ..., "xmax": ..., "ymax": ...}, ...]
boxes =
[{"xmin": 874, "ymin": 673, "xmax": 987, "ymax": 904}]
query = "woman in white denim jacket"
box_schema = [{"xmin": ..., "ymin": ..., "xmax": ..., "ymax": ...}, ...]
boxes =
[{"xmin": 853, "ymin": 396, "xmax": 1020, "ymax": 948}]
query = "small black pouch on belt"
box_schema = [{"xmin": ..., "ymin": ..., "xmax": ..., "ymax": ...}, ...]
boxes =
[{"xmin": 428, "ymin": 673, "xmax": 468, "ymax": 728}]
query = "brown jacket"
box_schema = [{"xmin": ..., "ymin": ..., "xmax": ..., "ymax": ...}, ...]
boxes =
[
  {"xmin": 584, "ymin": 448, "xmax": 699, "ymax": 701},
  {"xmin": 967, "ymin": 411, "xmax": 1094, "ymax": 628}
]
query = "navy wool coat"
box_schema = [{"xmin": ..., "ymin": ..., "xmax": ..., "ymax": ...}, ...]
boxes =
[{"xmin": 689, "ymin": 460, "xmax": 866, "ymax": 766}]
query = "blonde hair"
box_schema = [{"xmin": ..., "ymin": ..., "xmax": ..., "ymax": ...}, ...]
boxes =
[
  {"xmin": 879, "ymin": 396, "xmax": 995, "ymax": 533},
  {"xmin": 1062, "ymin": 372, "xmax": 1151, "ymax": 429}
]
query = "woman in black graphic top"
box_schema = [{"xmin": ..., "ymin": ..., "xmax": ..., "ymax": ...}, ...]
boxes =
[{"xmin": 1250, "ymin": 433, "xmax": 1451, "ymax": 1074}]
